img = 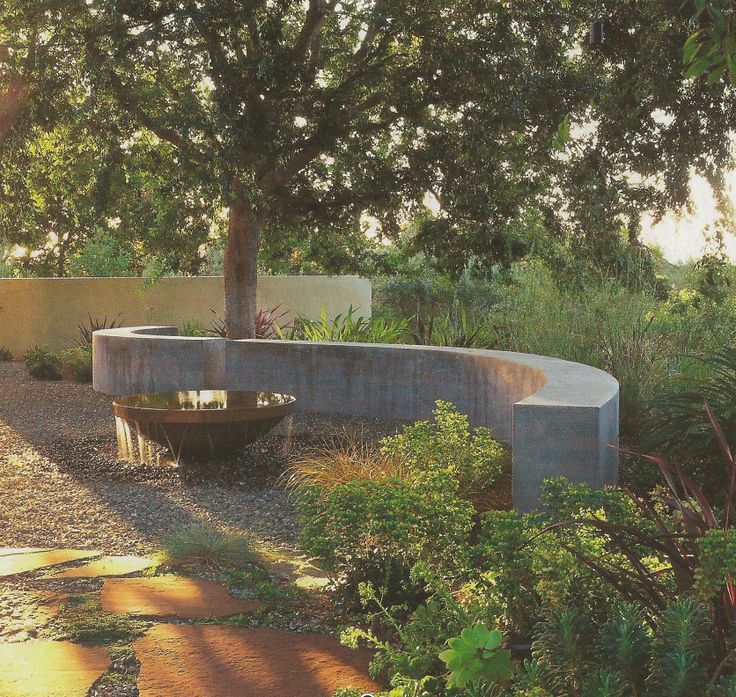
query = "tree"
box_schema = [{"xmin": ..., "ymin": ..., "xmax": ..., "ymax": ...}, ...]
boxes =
[
  {"xmin": 0, "ymin": 0, "xmax": 584, "ymax": 336},
  {"xmin": 2, "ymin": 1, "xmax": 735, "ymax": 336}
]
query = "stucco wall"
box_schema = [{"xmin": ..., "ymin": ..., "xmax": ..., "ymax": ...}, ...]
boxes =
[
  {"xmin": 0, "ymin": 276, "xmax": 371, "ymax": 356},
  {"xmin": 93, "ymin": 326, "xmax": 620, "ymax": 511}
]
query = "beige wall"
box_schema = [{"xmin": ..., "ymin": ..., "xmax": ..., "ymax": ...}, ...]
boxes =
[{"xmin": 0, "ymin": 276, "xmax": 371, "ymax": 356}]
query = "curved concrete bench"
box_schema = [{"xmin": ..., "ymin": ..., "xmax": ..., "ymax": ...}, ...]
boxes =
[{"xmin": 93, "ymin": 326, "xmax": 619, "ymax": 511}]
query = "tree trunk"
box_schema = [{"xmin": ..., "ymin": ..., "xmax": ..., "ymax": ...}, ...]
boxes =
[{"xmin": 223, "ymin": 180, "xmax": 261, "ymax": 339}]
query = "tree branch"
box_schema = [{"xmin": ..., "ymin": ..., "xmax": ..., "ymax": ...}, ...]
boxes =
[
  {"xmin": 258, "ymin": 91, "xmax": 384, "ymax": 195},
  {"xmin": 84, "ymin": 37, "xmax": 205, "ymax": 164},
  {"xmin": 292, "ymin": 0, "xmax": 336, "ymax": 62}
]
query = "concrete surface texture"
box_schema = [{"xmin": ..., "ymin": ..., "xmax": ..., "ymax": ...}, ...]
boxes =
[
  {"xmin": 0, "ymin": 275, "xmax": 371, "ymax": 356},
  {"xmin": 93, "ymin": 327, "xmax": 620, "ymax": 511}
]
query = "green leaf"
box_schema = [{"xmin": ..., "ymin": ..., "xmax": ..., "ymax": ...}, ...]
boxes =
[
  {"xmin": 707, "ymin": 64, "xmax": 727, "ymax": 84},
  {"xmin": 483, "ymin": 629, "xmax": 504, "ymax": 650},
  {"xmin": 686, "ymin": 58, "xmax": 711, "ymax": 78},
  {"xmin": 683, "ymin": 32, "xmax": 702, "ymax": 64}
]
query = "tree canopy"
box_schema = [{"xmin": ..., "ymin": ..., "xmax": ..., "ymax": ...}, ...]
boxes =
[{"xmin": 1, "ymin": 1, "xmax": 735, "ymax": 332}]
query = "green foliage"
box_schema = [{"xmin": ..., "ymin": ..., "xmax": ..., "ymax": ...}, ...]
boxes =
[
  {"xmin": 179, "ymin": 320, "xmax": 207, "ymax": 337},
  {"xmin": 299, "ymin": 476, "xmax": 474, "ymax": 605},
  {"xmin": 410, "ymin": 308, "xmax": 499, "ymax": 350},
  {"xmin": 59, "ymin": 346, "xmax": 92, "ymax": 383},
  {"xmin": 710, "ymin": 677, "xmax": 736, "ymax": 696},
  {"xmin": 439, "ymin": 624, "xmax": 513, "ymax": 689},
  {"xmin": 68, "ymin": 227, "xmax": 132, "ymax": 277},
  {"xmin": 472, "ymin": 480, "xmax": 645, "ymax": 636},
  {"xmin": 341, "ymin": 572, "xmax": 502, "ymax": 688},
  {"xmin": 532, "ymin": 608, "xmax": 596, "ymax": 695},
  {"xmin": 0, "ymin": 346, "xmax": 12, "ymax": 362},
  {"xmin": 694, "ymin": 529, "xmax": 736, "ymax": 601},
  {"xmin": 683, "ymin": 0, "xmax": 736, "ymax": 85},
  {"xmin": 597, "ymin": 603, "xmax": 651, "ymax": 689},
  {"xmin": 25, "ymin": 345, "xmax": 61, "ymax": 380},
  {"xmin": 288, "ymin": 306, "xmax": 408, "ymax": 344},
  {"xmin": 526, "ymin": 599, "xmax": 710, "ymax": 697},
  {"xmin": 650, "ymin": 600, "xmax": 710, "ymax": 696},
  {"xmin": 295, "ymin": 402, "xmax": 503, "ymax": 605},
  {"xmin": 381, "ymin": 401, "xmax": 504, "ymax": 498},
  {"xmin": 55, "ymin": 597, "xmax": 143, "ymax": 644},
  {"xmin": 649, "ymin": 349, "xmax": 736, "ymax": 493},
  {"xmin": 159, "ymin": 522, "xmax": 254, "ymax": 569}
]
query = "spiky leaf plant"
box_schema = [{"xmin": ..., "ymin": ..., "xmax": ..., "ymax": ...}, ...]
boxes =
[
  {"xmin": 597, "ymin": 603, "xmax": 651, "ymax": 690},
  {"xmin": 531, "ymin": 608, "xmax": 595, "ymax": 696},
  {"xmin": 579, "ymin": 669, "xmax": 630, "ymax": 697},
  {"xmin": 649, "ymin": 599, "xmax": 709, "ymax": 697}
]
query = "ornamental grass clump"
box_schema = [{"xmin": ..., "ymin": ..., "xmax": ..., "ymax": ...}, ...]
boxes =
[
  {"xmin": 159, "ymin": 522, "xmax": 255, "ymax": 569},
  {"xmin": 282, "ymin": 434, "xmax": 408, "ymax": 493}
]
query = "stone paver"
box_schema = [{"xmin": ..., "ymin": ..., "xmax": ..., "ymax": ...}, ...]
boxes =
[
  {"xmin": 52, "ymin": 555, "xmax": 156, "ymax": 579},
  {"xmin": 0, "ymin": 549, "xmax": 100, "ymax": 578},
  {"xmin": 0, "ymin": 547, "xmax": 51, "ymax": 557},
  {"xmin": 135, "ymin": 624, "xmax": 379, "ymax": 697},
  {"xmin": 100, "ymin": 575, "xmax": 266, "ymax": 618},
  {"xmin": 0, "ymin": 640, "xmax": 110, "ymax": 697},
  {"xmin": 0, "ymin": 589, "xmax": 67, "ymax": 641}
]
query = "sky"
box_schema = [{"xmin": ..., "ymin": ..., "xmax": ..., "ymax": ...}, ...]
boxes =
[{"xmin": 640, "ymin": 170, "xmax": 736, "ymax": 264}]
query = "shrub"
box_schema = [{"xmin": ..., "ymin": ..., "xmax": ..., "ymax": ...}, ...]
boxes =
[
  {"xmin": 649, "ymin": 349, "xmax": 736, "ymax": 495},
  {"xmin": 409, "ymin": 308, "xmax": 499, "ymax": 349},
  {"xmin": 288, "ymin": 306, "xmax": 409, "ymax": 343},
  {"xmin": 298, "ymin": 476, "xmax": 474, "ymax": 605},
  {"xmin": 160, "ymin": 522, "xmax": 255, "ymax": 568},
  {"xmin": 0, "ymin": 346, "xmax": 11, "ymax": 361},
  {"xmin": 59, "ymin": 347, "xmax": 92, "ymax": 383},
  {"xmin": 380, "ymin": 401, "xmax": 504, "ymax": 498},
  {"xmin": 179, "ymin": 319, "xmax": 206, "ymax": 337},
  {"xmin": 68, "ymin": 227, "xmax": 132, "ymax": 277},
  {"xmin": 25, "ymin": 345, "xmax": 61, "ymax": 380},
  {"xmin": 520, "ymin": 600, "xmax": 711, "ymax": 697}
]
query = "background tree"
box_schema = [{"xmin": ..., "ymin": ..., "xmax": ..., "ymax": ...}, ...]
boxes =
[{"xmin": 1, "ymin": 0, "xmax": 735, "ymax": 335}]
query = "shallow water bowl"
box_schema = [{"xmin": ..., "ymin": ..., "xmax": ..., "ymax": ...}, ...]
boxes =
[{"xmin": 113, "ymin": 390, "xmax": 296, "ymax": 463}]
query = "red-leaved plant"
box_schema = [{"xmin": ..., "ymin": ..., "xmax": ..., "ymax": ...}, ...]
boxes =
[
  {"xmin": 543, "ymin": 401, "xmax": 736, "ymax": 660},
  {"xmin": 209, "ymin": 304, "xmax": 290, "ymax": 339}
]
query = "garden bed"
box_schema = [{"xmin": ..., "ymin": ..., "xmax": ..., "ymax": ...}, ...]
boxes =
[{"xmin": 0, "ymin": 362, "xmax": 407, "ymax": 554}]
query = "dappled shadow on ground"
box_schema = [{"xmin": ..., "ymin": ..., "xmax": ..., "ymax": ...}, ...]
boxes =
[
  {"xmin": 0, "ymin": 361, "xmax": 404, "ymax": 553},
  {"xmin": 134, "ymin": 624, "xmax": 379, "ymax": 697}
]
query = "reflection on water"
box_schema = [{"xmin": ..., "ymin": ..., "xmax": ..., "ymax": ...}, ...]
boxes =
[
  {"xmin": 114, "ymin": 390, "xmax": 296, "ymax": 464},
  {"xmin": 116, "ymin": 390, "xmax": 295, "ymax": 411}
]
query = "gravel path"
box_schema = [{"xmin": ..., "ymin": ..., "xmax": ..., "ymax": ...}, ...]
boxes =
[{"xmin": 0, "ymin": 362, "xmax": 402, "ymax": 555}]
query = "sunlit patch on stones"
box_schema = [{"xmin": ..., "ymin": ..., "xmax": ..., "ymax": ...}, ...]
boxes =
[
  {"xmin": 0, "ymin": 640, "xmax": 110, "ymax": 697},
  {"xmin": 0, "ymin": 549, "xmax": 101, "ymax": 578},
  {"xmin": 0, "ymin": 547, "xmax": 50, "ymax": 557},
  {"xmin": 100, "ymin": 575, "xmax": 266, "ymax": 618},
  {"xmin": 52, "ymin": 555, "xmax": 156, "ymax": 579}
]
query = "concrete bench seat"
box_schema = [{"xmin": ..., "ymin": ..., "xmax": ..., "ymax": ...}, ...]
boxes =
[{"xmin": 93, "ymin": 326, "xmax": 619, "ymax": 511}]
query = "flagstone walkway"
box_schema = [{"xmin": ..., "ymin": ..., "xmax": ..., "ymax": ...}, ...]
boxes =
[{"xmin": 0, "ymin": 547, "xmax": 377, "ymax": 697}]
